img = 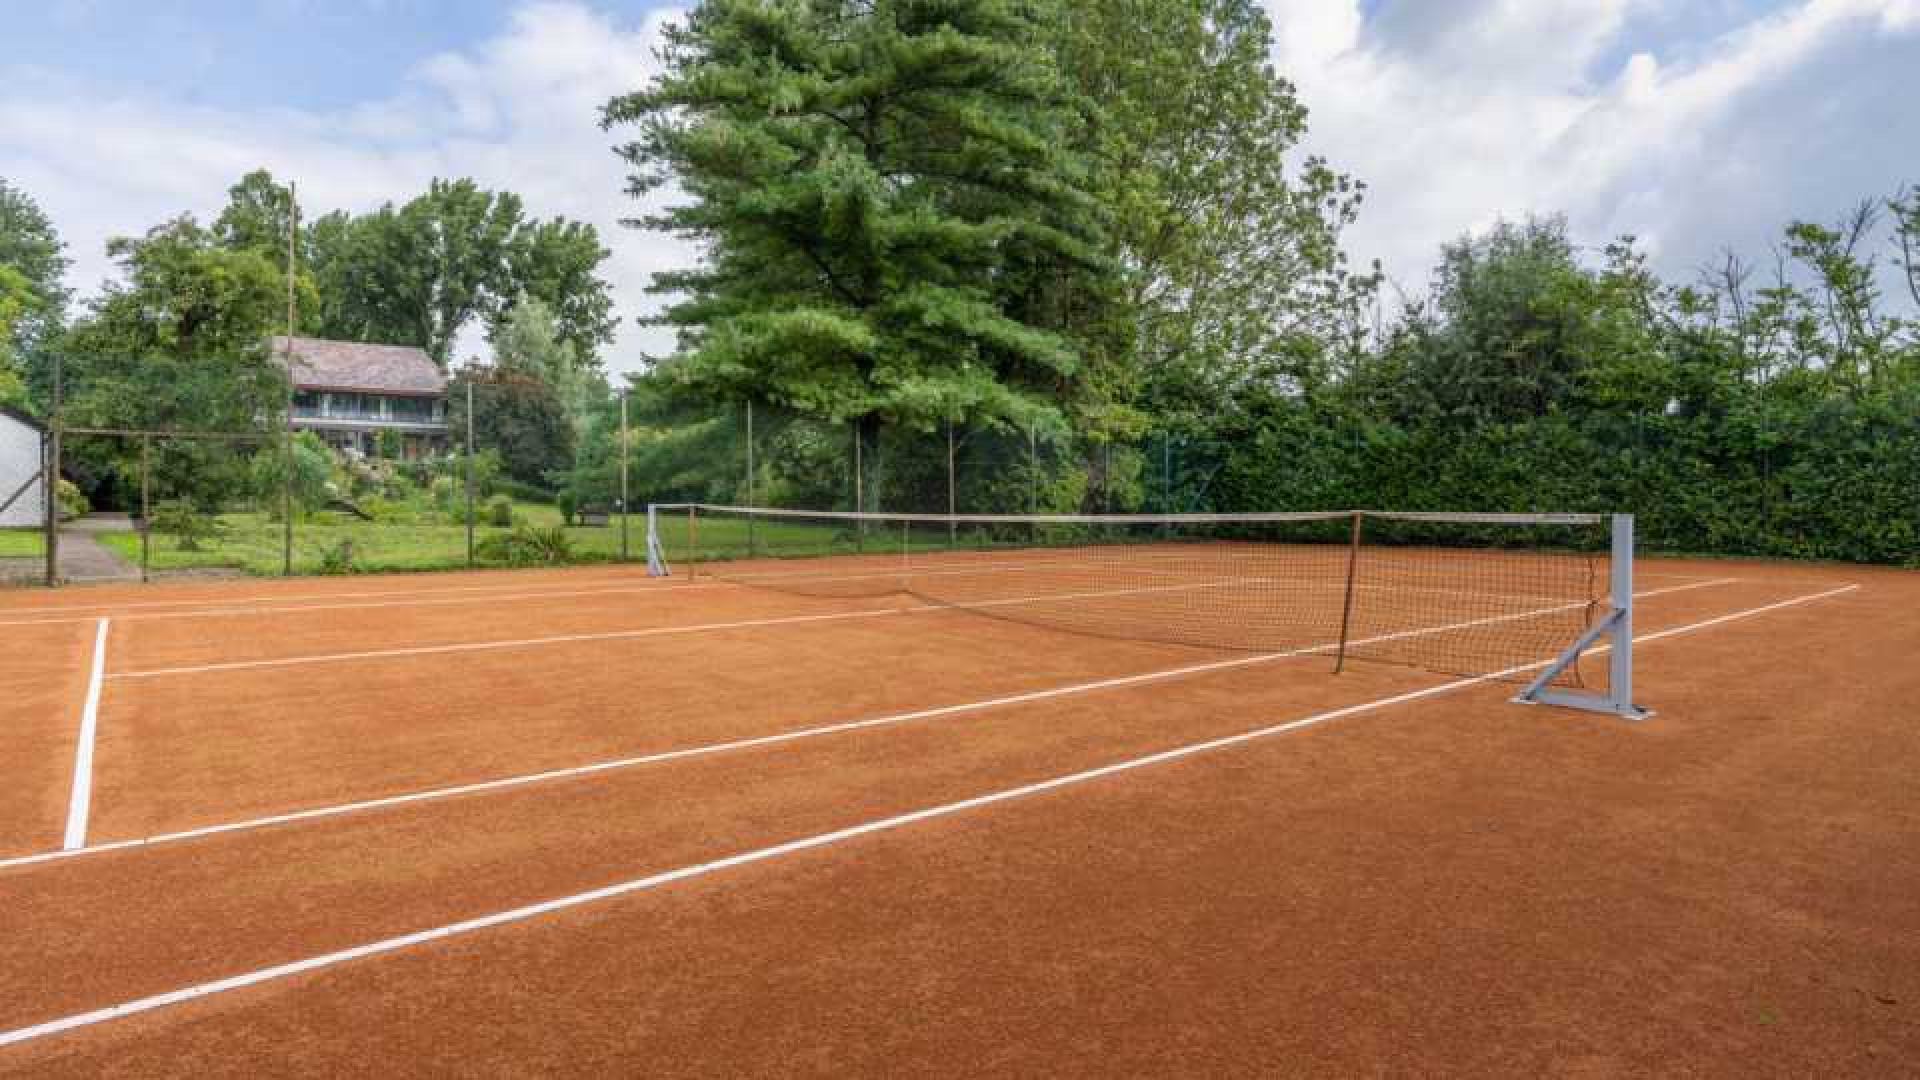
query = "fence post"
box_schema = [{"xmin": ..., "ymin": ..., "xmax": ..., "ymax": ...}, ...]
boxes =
[
  {"xmin": 140, "ymin": 435, "xmax": 151, "ymax": 583},
  {"xmin": 44, "ymin": 352, "xmax": 60, "ymax": 587},
  {"xmin": 946, "ymin": 418, "xmax": 957, "ymax": 548},
  {"xmin": 465, "ymin": 380, "xmax": 476, "ymax": 568},
  {"xmin": 744, "ymin": 400, "xmax": 756, "ymax": 556},
  {"xmin": 619, "ymin": 389, "xmax": 630, "ymax": 561},
  {"xmin": 281, "ymin": 184, "xmax": 298, "ymax": 578}
]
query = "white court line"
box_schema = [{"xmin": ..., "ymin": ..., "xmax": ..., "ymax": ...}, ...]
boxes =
[
  {"xmin": 61, "ymin": 619, "xmax": 110, "ymax": 851},
  {"xmin": 0, "ymin": 572, "xmax": 661, "ymax": 617},
  {"xmin": 5, "ymin": 576, "xmax": 1734, "ymax": 870},
  {"xmin": 0, "ymin": 578, "xmax": 700, "ymax": 629},
  {"xmin": 0, "ymin": 582, "xmax": 1859, "ymax": 1050}
]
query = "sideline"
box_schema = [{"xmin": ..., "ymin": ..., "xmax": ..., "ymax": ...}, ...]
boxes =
[{"xmin": 61, "ymin": 619, "xmax": 110, "ymax": 850}]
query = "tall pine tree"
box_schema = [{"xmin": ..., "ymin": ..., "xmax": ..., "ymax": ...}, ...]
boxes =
[{"xmin": 604, "ymin": 0, "xmax": 1117, "ymax": 436}]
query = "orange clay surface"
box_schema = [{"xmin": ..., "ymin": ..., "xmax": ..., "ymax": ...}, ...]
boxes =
[{"xmin": 0, "ymin": 557, "xmax": 1914, "ymax": 1077}]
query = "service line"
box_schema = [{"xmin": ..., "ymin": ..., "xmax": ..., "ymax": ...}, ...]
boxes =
[{"xmin": 0, "ymin": 583, "xmax": 1859, "ymax": 1050}]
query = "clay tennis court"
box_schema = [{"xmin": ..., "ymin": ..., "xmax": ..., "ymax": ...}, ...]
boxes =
[{"xmin": 0, "ymin": 550, "xmax": 1914, "ymax": 1076}]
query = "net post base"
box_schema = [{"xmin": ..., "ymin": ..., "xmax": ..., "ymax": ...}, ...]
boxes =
[{"xmin": 1511, "ymin": 688, "xmax": 1652, "ymax": 721}]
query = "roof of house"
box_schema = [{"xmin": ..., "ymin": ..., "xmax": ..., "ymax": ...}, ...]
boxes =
[
  {"xmin": 0, "ymin": 403, "xmax": 46, "ymax": 433},
  {"xmin": 271, "ymin": 336, "xmax": 445, "ymax": 396}
]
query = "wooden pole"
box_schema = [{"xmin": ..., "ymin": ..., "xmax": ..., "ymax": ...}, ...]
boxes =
[
  {"xmin": 618, "ymin": 389, "xmax": 630, "ymax": 561},
  {"xmin": 282, "ymin": 182, "xmax": 298, "ymax": 577},
  {"xmin": 1334, "ymin": 511, "xmax": 1364, "ymax": 674}
]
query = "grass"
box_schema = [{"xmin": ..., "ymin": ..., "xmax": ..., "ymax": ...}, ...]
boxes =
[
  {"xmin": 0, "ymin": 529, "xmax": 46, "ymax": 558},
  {"xmin": 95, "ymin": 503, "xmax": 649, "ymax": 576},
  {"xmin": 88, "ymin": 503, "xmax": 907, "ymax": 577}
]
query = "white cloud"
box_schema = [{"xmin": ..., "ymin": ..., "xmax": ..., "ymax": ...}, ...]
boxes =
[
  {"xmin": 1261, "ymin": 0, "xmax": 1920, "ymax": 304},
  {"xmin": 4, "ymin": 0, "xmax": 1912, "ymax": 385},
  {"xmin": 0, "ymin": 1, "xmax": 687, "ymax": 375}
]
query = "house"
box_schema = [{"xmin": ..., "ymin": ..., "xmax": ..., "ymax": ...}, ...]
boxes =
[
  {"xmin": 273, "ymin": 336, "xmax": 449, "ymax": 459},
  {"xmin": 0, "ymin": 404, "xmax": 46, "ymax": 529}
]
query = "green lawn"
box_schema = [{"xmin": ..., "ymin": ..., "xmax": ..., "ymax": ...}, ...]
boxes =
[
  {"xmin": 87, "ymin": 504, "xmax": 894, "ymax": 577},
  {"xmin": 94, "ymin": 503, "xmax": 657, "ymax": 576},
  {"xmin": 0, "ymin": 529, "xmax": 45, "ymax": 558}
]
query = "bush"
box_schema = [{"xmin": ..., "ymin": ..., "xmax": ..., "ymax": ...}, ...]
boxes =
[
  {"xmin": 485, "ymin": 494, "xmax": 516, "ymax": 527},
  {"xmin": 152, "ymin": 499, "xmax": 224, "ymax": 551},
  {"xmin": 475, "ymin": 525, "xmax": 573, "ymax": 566},
  {"xmin": 556, "ymin": 489, "xmax": 577, "ymax": 525},
  {"xmin": 56, "ymin": 478, "xmax": 88, "ymax": 521},
  {"xmin": 316, "ymin": 538, "xmax": 359, "ymax": 575}
]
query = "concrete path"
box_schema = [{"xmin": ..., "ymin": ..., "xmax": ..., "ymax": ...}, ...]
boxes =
[{"xmin": 57, "ymin": 514, "xmax": 140, "ymax": 583}]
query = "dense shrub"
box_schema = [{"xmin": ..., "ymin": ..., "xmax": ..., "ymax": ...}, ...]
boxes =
[{"xmin": 475, "ymin": 524, "xmax": 573, "ymax": 566}]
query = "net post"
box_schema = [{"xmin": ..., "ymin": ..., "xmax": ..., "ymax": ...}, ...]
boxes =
[
  {"xmin": 1333, "ymin": 510, "xmax": 1363, "ymax": 673},
  {"xmin": 1608, "ymin": 513, "xmax": 1636, "ymax": 711},
  {"xmin": 946, "ymin": 419, "xmax": 957, "ymax": 550},
  {"xmin": 644, "ymin": 503, "xmax": 668, "ymax": 576},
  {"xmin": 686, "ymin": 504, "xmax": 697, "ymax": 584},
  {"xmin": 1510, "ymin": 512, "xmax": 1650, "ymax": 720}
]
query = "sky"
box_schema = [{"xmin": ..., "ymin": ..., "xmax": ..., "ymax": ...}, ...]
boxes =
[{"xmin": 1, "ymin": 0, "xmax": 1915, "ymax": 375}]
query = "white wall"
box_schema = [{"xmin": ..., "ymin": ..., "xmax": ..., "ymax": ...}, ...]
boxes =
[{"xmin": 0, "ymin": 413, "xmax": 46, "ymax": 529}]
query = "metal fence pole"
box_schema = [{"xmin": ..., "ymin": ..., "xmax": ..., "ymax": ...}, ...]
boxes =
[
  {"xmin": 465, "ymin": 380, "xmax": 476, "ymax": 568},
  {"xmin": 1028, "ymin": 424, "xmax": 1039, "ymax": 543},
  {"xmin": 281, "ymin": 184, "xmax": 298, "ymax": 578},
  {"xmin": 853, "ymin": 421, "xmax": 864, "ymax": 553},
  {"xmin": 140, "ymin": 435, "xmax": 151, "ymax": 583},
  {"xmin": 619, "ymin": 389, "xmax": 631, "ymax": 561},
  {"xmin": 745, "ymin": 400, "xmax": 756, "ymax": 556},
  {"xmin": 946, "ymin": 418, "xmax": 957, "ymax": 549}
]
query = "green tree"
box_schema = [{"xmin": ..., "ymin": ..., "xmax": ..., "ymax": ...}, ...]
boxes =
[
  {"xmin": 448, "ymin": 364, "xmax": 575, "ymax": 488},
  {"xmin": 56, "ymin": 216, "xmax": 312, "ymax": 509},
  {"xmin": 249, "ymin": 430, "xmax": 335, "ymax": 515},
  {"xmin": 307, "ymin": 178, "xmax": 617, "ymax": 368},
  {"xmin": 604, "ymin": 0, "xmax": 1116, "ymax": 438},
  {"xmin": 0, "ymin": 264, "xmax": 32, "ymax": 406},
  {"xmin": 213, "ymin": 169, "xmax": 299, "ymax": 256},
  {"xmin": 505, "ymin": 219, "xmax": 618, "ymax": 361},
  {"xmin": 1056, "ymin": 0, "xmax": 1372, "ymax": 427},
  {"xmin": 493, "ymin": 293, "xmax": 608, "ymax": 437},
  {"xmin": 0, "ymin": 177, "xmax": 71, "ymax": 404}
]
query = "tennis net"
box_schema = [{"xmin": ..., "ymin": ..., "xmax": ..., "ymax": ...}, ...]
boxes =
[{"xmin": 647, "ymin": 505, "xmax": 1644, "ymax": 716}]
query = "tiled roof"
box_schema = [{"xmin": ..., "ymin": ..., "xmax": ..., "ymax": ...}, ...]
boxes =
[{"xmin": 271, "ymin": 336, "xmax": 445, "ymax": 396}]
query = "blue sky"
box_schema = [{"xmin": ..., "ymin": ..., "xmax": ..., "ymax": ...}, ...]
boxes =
[
  {"xmin": 3, "ymin": 1, "xmax": 1916, "ymax": 371},
  {"xmin": 11, "ymin": 2, "xmax": 660, "ymax": 110}
]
